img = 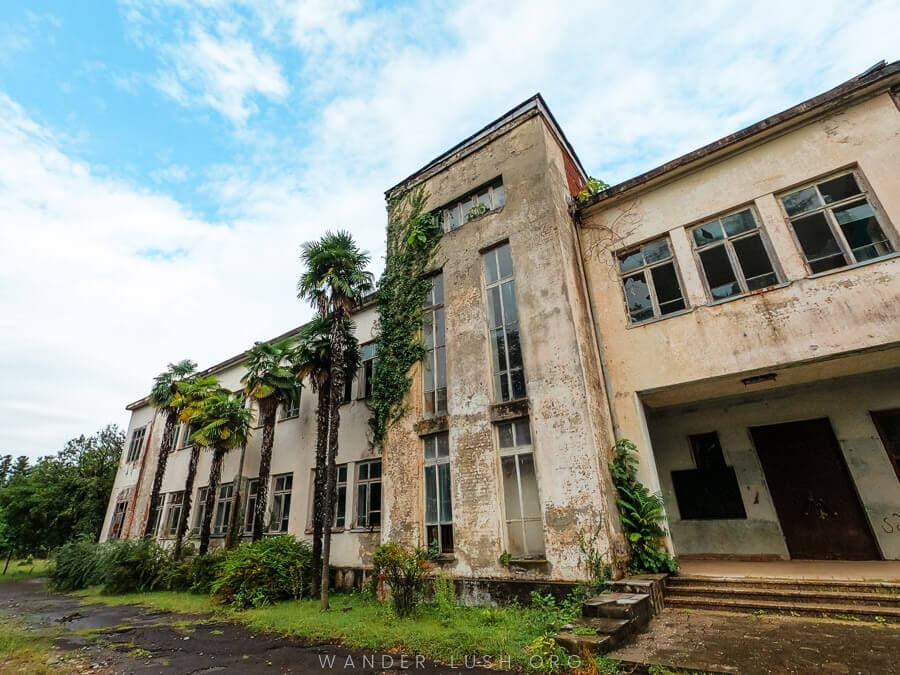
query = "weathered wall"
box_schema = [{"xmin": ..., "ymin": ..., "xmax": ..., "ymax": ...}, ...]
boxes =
[
  {"xmin": 383, "ymin": 113, "xmax": 624, "ymax": 582},
  {"xmin": 648, "ymin": 370, "xmax": 900, "ymax": 559}
]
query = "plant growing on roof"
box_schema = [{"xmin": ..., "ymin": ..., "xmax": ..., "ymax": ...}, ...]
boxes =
[
  {"xmin": 144, "ymin": 360, "xmax": 197, "ymax": 539},
  {"xmin": 297, "ymin": 229, "xmax": 373, "ymax": 610},
  {"xmin": 576, "ymin": 176, "xmax": 610, "ymax": 203},
  {"xmin": 369, "ymin": 186, "xmax": 442, "ymax": 450},
  {"xmin": 241, "ymin": 339, "xmax": 300, "ymax": 543}
]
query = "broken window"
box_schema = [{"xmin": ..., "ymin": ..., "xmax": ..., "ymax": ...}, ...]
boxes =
[
  {"xmin": 781, "ymin": 171, "xmax": 893, "ymax": 273},
  {"xmin": 424, "ymin": 433, "xmax": 454, "ymax": 554},
  {"xmin": 356, "ymin": 459, "xmax": 381, "ymax": 529},
  {"xmin": 125, "ymin": 426, "xmax": 146, "ymax": 463},
  {"xmin": 109, "ymin": 500, "xmax": 128, "ymax": 540},
  {"xmin": 423, "ymin": 273, "xmax": 447, "ymax": 417},
  {"xmin": 269, "ymin": 473, "xmax": 292, "ymax": 533},
  {"xmin": 280, "ymin": 387, "xmax": 301, "ymax": 419},
  {"xmin": 691, "ymin": 208, "xmax": 779, "ymax": 300},
  {"xmin": 671, "ymin": 432, "xmax": 746, "ymax": 520},
  {"xmin": 435, "ymin": 177, "xmax": 505, "ymax": 232},
  {"xmin": 483, "ymin": 242, "xmax": 526, "ymax": 402},
  {"xmin": 163, "ymin": 491, "xmax": 184, "ymax": 538},
  {"xmin": 357, "ymin": 342, "xmax": 377, "ymax": 400},
  {"xmin": 243, "ymin": 479, "xmax": 258, "ymax": 534},
  {"xmin": 617, "ymin": 237, "xmax": 686, "ymax": 323},
  {"xmin": 497, "ymin": 418, "xmax": 544, "ymax": 558},
  {"xmin": 213, "ymin": 482, "xmax": 234, "ymax": 536}
]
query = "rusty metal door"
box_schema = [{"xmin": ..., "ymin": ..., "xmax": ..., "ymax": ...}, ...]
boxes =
[{"xmin": 751, "ymin": 418, "xmax": 880, "ymax": 560}]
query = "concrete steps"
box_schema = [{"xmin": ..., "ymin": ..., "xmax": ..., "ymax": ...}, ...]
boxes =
[{"xmin": 666, "ymin": 574, "xmax": 900, "ymax": 623}]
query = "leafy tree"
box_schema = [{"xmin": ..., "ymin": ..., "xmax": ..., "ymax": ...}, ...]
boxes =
[
  {"xmin": 297, "ymin": 230, "xmax": 373, "ymax": 609},
  {"xmin": 144, "ymin": 360, "xmax": 197, "ymax": 537},
  {"xmin": 192, "ymin": 391, "xmax": 253, "ymax": 555},
  {"xmin": 241, "ymin": 340, "xmax": 300, "ymax": 542},
  {"xmin": 290, "ymin": 316, "xmax": 359, "ymax": 593}
]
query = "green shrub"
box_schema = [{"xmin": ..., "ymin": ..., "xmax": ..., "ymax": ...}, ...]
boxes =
[
  {"xmin": 100, "ymin": 539, "xmax": 169, "ymax": 594},
  {"xmin": 211, "ymin": 536, "xmax": 312, "ymax": 609},
  {"xmin": 371, "ymin": 542, "xmax": 430, "ymax": 617},
  {"xmin": 156, "ymin": 554, "xmax": 194, "ymax": 592},
  {"xmin": 189, "ymin": 550, "xmax": 227, "ymax": 595},
  {"xmin": 432, "ymin": 571, "xmax": 456, "ymax": 615},
  {"xmin": 48, "ymin": 538, "xmax": 106, "ymax": 591}
]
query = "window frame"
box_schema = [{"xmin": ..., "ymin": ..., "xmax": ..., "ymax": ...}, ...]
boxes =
[
  {"xmin": 482, "ymin": 241, "xmax": 527, "ymax": 403},
  {"xmin": 778, "ymin": 168, "xmax": 895, "ymax": 274},
  {"xmin": 162, "ymin": 491, "xmax": 184, "ymax": 538},
  {"xmin": 125, "ymin": 426, "xmax": 147, "ymax": 463},
  {"xmin": 688, "ymin": 206, "xmax": 782, "ymax": 302},
  {"xmin": 422, "ymin": 272, "xmax": 447, "ymax": 418},
  {"xmin": 192, "ymin": 486, "xmax": 209, "ymax": 536},
  {"xmin": 423, "ymin": 433, "xmax": 454, "ymax": 554},
  {"xmin": 280, "ymin": 387, "xmax": 301, "ymax": 420},
  {"xmin": 355, "ymin": 459, "xmax": 382, "ymax": 529},
  {"xmin": 357, "ymin": 342, "xmax": 378, "ymax": 400},
  {"xmin": 434, "ymin": 176, "xmax": 506, "ymax": 232},
  {"xmin": 334, "ymin": 464, "xmax": 348, "ymax": 529},
  {"xmin": 109, "ymin": 500, "xmax": 128, "ymax": 539},
  {"xmin": 496, "ymin": 417, "xmax": 545, "ymax": 559},
  {"xmin": 615, "ymin": 235, "xmax": 688, "ymax": 325},
  {"xmin": 269, "ymin": 473, "xmax": 293, "ymax": 533},
  {"xmin": 212, "ymin": 482, "xmax": 234, "ymax": 536}
]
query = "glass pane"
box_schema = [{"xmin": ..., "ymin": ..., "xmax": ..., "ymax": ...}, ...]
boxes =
[
  {"xmin": 492, "ymin": 182, "xmax": 506, "ymax": 208},
  {"xmin": 435, "ymin": 309, "xmax": 445, "ymax": 347},
  {"xmin": 506, "ymin": 328, "xmax": 523, "ymax": 370},
  {"xmin": 425, "ymin": 465, "xmax": 437, "ymax": 522},
  {"xmin": 721, "ymin": 210, "xmax": 756, "ymax": 237},
  {"xmin": 510, "ymin": 369, "xmax": 527, "ymax": 400},
  {"xmin": 424, "ymin": 436, "xmax": 435, "ymax": 460},
  {"xmin": 435, "ymin": 346, "xmax": 446, "ymax": 389},
  {"xmin": 496, "ymin": 373, "xmax": 510, "ymax": 402},
  {"xmin": 492, "ymin": 329, "xmax": 507, "ymax": 373},
  {"xmin": 833, "ymin": 200, "xmax": 892, "ymax": 261},
  {"xmin": 427, "ymin": 525, "xmax": 438, "ymax": 548},
  {"xmin": 432, "ymin": 273, "xmax": 443, "ymax": 305},
  {"xmin": 423, "ymin": 351, "xmax": 434, "ymax": 392},
  {"xmin": 501, "ymin": 456, "xmax": 521, "ymax": 520},
  {"xmin": 440, "ymin": 524, "xmax": 454, "ymax": 553},
  {"xmin": 507, "ymin": 523, "xmax": 525, "ymax": 558},
  {"xmin": 515, "ymin": 418, "xmax": 532, "ymax": 446},
  {"xmin": 498, "ymin": 423, "xmax": 514, "ymax": 449},
  {"xmin": 699, "ymin": 246, "xmax": 740, "ymax": 300},
  {"xmin": 501, "ymin": 281, "xmax": 518, "ymax": 324},
  {"xmin": 447, "ymin": 206, "xmax": 459, "ymax": 231},
  {"xmin": 782, "ymin": 187, "xmax": 822, "ymax": 216},
  {"xmin": 517, "ymin": 454, "xmax": 541, "ymax": 519},
  {"xmin": 369, "ymin": 461, "xmax": 382, "ymax": 479},
  {"xmin": 623, "ymin": 273, "xmax": 653, "ymax": 323},
  {"xmin": 461, "ymin": 196, "xmax": 475, "ymax": 221},
  {"xmin": 524, "ymin": 520, "xmax": 545, "ymax": 557},
  {"xmin": 692, "ymin": 220, "xmax": 724, "ymax": 248},
  {"xmin": 497, "ymin": 244, "xmax": 513, "ymax": 280},
  {"xmin": 358, "ymin": 463, "xmax": 368, "ymax": 480},
  {"xmin": 733, "ymin": 234, "xmax": 776, "ymax": 289},
  {"xmin": 818, "ymin": 174, "xmax": 860, "ymax": 204},
  {"xmin": 423, "ymin": 315, "xmax": 434, "ymax": 349},
  {"xmin": 651, "ymin": 263, "xmax": 684, "ymax": 307},
  {"xmin": 436, "ymin": 388, "xmax": 447, "ymax": 415},
  {"xmin": 357, "ymin": 486, "xmax": 367, "ymax": 523},
  {"xmin": 791, "ymin": 213, "xmax": 845, "ymax": 270},
  {"xmin": 436, "ymin": 432, "xmax": 449, "ymax": 457},
  {"xmin": 487, "ymin": 286, "xmax": 503, "ymax": 328},
  {"xmin": 618, "ymin": 250, "xmax": 643, "ymax": 273},
  {"xmin": 369, "ymin": 481, "xmax": 381, "ymax": 510},
  {"xmin": 642, "ymin": 238, "xmax": 670, "ymax": 263},
  {"xmin": 438, "ymin": 463, "xmax": 452, "ymax": 521},
  {"xmin": 483, "ymin": 250, "xmax": 498, "ymax": 284}
]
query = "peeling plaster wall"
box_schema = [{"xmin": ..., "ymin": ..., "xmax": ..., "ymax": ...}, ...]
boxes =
[{"xmin": 382, "ymin": 115, "xmax": 624, "ymax": 582}]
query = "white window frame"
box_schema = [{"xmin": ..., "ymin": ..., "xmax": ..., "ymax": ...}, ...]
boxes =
[
  {"xmin": 483, "ymin": 242, "xmax": 526, "ymax": 402},
  {"xmin": 280, "ymin": 388, "xmax": 301, "ymax": 419},
  {"xmin": 497, "ymin": 417, "xmax": 544, "ymax": 559},
  {"xmin": 213, "ymin": 482, "xmax": 234, "ymax": 536},
  {"xmin": 126, "ymin": 426, "xmax": 147, "ymax": 463},
  {"xmin": 269, "ymin": 473, "xmax": 292, "ymax": 533},
  {"xmin": 355, "ymin": 459, "xmax": 382, "ymax": 529},
  {"xmin": 424, "ymin": 433, "xmax": 454, "ymax": 554},
  {"xmin": 243, "ymin": 479, "xmax": 259, "ymax": 534},
  {"xmin": 357, "ymin": 342, "xmax": 377, "ymax": 400},
  {"xmin": 422, "ymin": 272, "xmax": 447, "ymax": 417},
  {"xmin": 616, "ymin": 236, "xmax": 687, "ymax": 324},
  {"xmin": 192, "ymin": 486, "xmax": 209, "ymax": 536},
  {"xmin": 162, "ymin": 491, "xmax": 184, "ymax": 538}
]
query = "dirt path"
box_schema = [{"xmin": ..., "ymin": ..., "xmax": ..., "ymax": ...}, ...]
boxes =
[{"xmin": 0, "ymin": 578, "xmax": 488, "ymax": 674}]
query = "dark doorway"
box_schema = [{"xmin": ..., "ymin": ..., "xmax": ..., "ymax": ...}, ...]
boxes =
[{"xmin": 751, "ymin": 418, "xmax": 880, "ymax": 560}]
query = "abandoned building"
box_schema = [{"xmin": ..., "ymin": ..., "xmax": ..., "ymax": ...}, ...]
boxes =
[{"xmin": 103, "ymin": 61, "xmax": 900, "ymax": 591}]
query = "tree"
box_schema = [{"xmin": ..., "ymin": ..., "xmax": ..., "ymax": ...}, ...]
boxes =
[
  {"xmin": 192, "ymin": 391, "xmax": 253, "ymax": 555},
  {"xmin": 290, "ymin": 316, "xmax": 360, "ymax": 594},
  {"xmin": 297, "ymin": 230, "xmax": 373, "ymax": 609},
  {"xmin": 144, "ymin": 360, "xmax": 197, "ymax": 537},
  {"xmin": 241, "ymin": 340, "xmax": 300, "ymax": 542},
  {"xmin": 171, "ymin": 375, "xmax": 223, "ymax": 558}
]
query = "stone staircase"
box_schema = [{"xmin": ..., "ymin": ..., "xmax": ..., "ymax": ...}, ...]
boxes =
[
  {"xmin": 666, "ymin": 574, "xmax": 900, "ymax": 622},
  {"xmin": 556, "ymin": 574, "xmax": 666, "ymax": 654}
]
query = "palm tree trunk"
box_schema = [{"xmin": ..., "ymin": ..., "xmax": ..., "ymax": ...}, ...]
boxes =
[
  {"xmin": 311, "ymin": 381, "xmax": 330, "ymax": 595},
  {"xmin": 252, "ymin": 400, "xmax": 279, "ymax": 542},
  {"xmin": 143, "ymin": 409, "xmax": 179, "ymax": 538},
  {"xmin": 199, "ymin": 447, "xmax": 226, "ymax": 555},
  {"xmin": 321, "ymin": 309, "xmax": 346, "ymax": 610},
  {"xmin": 224, "ymin": 442, "xmax": 247, "ymax": 550},
  {"xmin": 174, "ymin": 444, "xmax": 202, "ymax": 560}
]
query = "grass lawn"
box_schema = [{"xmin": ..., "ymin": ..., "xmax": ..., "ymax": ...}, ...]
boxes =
[
  {"xmin": 73, "ymin": 586, "xmax": 219, "ymax": 615},
  {"xmin": 0, "ymin": 558, "xmax": 49, "ymax": 582},
  {"xmin": 0, "ymin": 616, "xmax": 61, "ymax": 674}
]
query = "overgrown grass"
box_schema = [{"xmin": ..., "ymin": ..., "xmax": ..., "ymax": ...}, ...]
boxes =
[
  {"xmin": 0, "ymin": 617, "xmax": 59, "ymax": 674},
  {"xmin": 74, "ymin": 586, "xmax": 218, "ymax": 615},
  {"xmin": 0, "ymin": 558, "xmax": 49, "ymax": 582}
]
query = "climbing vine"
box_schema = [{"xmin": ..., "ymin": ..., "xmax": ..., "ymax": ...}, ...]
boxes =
[{"xmin": 369, "ymin": 186, "xmax": 442, "ymax": 449}]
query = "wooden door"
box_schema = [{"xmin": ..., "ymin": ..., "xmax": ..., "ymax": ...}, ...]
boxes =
[{"xmin": 751, "ymin": 418, "xmax": 880, "ymax": 560}]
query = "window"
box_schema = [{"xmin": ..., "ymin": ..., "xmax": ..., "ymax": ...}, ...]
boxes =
[
  {"xmin": 424, "ymin": 433, "xmax": 453, "ymax": 553},
  {"xmin": 781, "ymin": 171, "xmax": 894, "ymax": 273},
  {"xmin": 357, "ymin": 343, "xmax": 377, "ymax": 399},
  {"xmin": 126, "ymin": 426, "xmax": 146, "ymax": 463},
  {"xmin": 281, "ymin": 388, "xmax": 301, "ymax": 419},
  {"xmin": 497, "ymin": 418, "xmax": 544, "ymax": 558},
  {"xmin": 243, "ymin": 479, "xmax": 258, "ymax": 534},
  {"xmin": 335, "ymin": 465, "xmax": 348, "ymax": 529},
  {"xmin": 169, "ymin": 424, "xmax": 181, "ymax": 450},
  {"xmin": 483, "ymin": 243, "xmax": 526, "ymax": 402},
  {"xmin": 192, "ymin": 487, "xmax": 209, "ymax": 534},
  {"xmin": 356, "ymin": 460, "xmax": 382, "ymax": 529},
  {"xmin": 689, "ymin": 432, "xmax": 727, "ymax": 471},
  {"xmin": 149, "ymin": 499, "xmax": 164, "ymax": 537},
  {"xmin": 872, "ymin": 410, "xmax": 900, "ymax": 483},
  {"xmin": 617, "ymin": 237, "xmax": 686, "ymax": 323},
  {"xmin": 691, "ymin": 208, "xmax": 780, "ymax": 300},
  {"xmin": 163, "ymin": 492, "xmax": 184, "ymax": 538},
  {"xmin": 269, "ymin": 473, "xmax": 292, "ymax": 533},
  {"xmin": 182, "ymin": 423, "xmax": 196, "ymax": 449},
  {"xmin": 423, "ymin": 273, "xmax": 447, "ymax": 417},
  {"xmin": 213, "ymin": 482, "xmax": 234, "ymax": 536},
  {"xmin": 109, "ymin": 500, "xmax": 128, "ymax": 539},
  {"xmin": 435, "ymin": 177, "xmax": 506, "ymax": 232}
]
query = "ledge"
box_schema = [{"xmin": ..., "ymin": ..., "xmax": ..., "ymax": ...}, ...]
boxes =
[
  {"xmin": 489, "ymin": 399, "xmax": 530, "ymax": 422},
  {"xmin": 415, "ymin": 415, "xmax": 449, "ymax": 436}
]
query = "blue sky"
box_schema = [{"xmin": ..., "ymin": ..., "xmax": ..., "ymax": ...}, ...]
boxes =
[{"xmin": 1, "ymin": 0, "xmax": 897, "ymax": 457}]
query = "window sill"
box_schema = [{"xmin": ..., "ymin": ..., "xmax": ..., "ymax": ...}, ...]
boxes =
[
  {"xmin": 277, "ymin": 415, "xmax": 300, "ymax": 423},
  {"xmin": 807, "ymin": 251, "xmax": 900, "ymax": 280},
  {"xmin": 705, "ymin": 281, "xmax": 791, "ymax": 308},
  {"xmin": 349, "ymin": 527, "xmax": 381, "ymax": 534},
  {"xmin": 448, "ymin": 206, "xmax": 504, "ymax": 236},
  {"xmin": 416, "ymin": 415, "xmax": 449, "ymax": 436},
  {"xmin": 489, "ymin": 399, "xmax": 530, "ymax": 423},
  {"xmin": 506, "ymin": 558, "xmax": 549, "ymax": 566},
  {"xmin": 625, "ymin": 307, "xmax": 692, "ymax": 329}
]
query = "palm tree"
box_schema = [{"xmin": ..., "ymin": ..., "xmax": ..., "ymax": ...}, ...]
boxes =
[
  {"xmin": 144, "ymin": 360, "xmax": 197, "ymax": 538},
  {"xmin": 193, "ymin": 391, "xmax": 253, "ymax": 555},
  {"xmin": 172, "ymin": 375, "xmax": 223, "ymax": 558},
  {"xmin": 297, "ymin": 230, "xmax": 373, "ymax": 609},
  {"xmin": 290, "ymin": 316, "xmax": 360, "ymax": 594},
  {"xmin": 241, "ymin": 339, "xmax": 300, "ymax": 542}
]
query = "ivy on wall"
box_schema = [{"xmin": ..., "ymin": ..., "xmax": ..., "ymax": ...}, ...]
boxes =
[{"xmin": 369, "ymin": 186, "xmax": 442, "ymax": 449}]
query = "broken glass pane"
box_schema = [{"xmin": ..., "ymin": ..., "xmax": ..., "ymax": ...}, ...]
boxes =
[
  {"xmin": 501, "ymin": 456, "xmax": 521, "ymax": 520},
  {"xmin": 618, "ymin": 250, "xmax": 643, "ymax": 273},
  {"xmin": 623, "ymin": 272, "xmax": 653, "ymax": 322},
  {"xmin": 642, "ymin": 238, "xmax": 671, "ymax": 263},
  {"xmin": 722, "ymin": 209, "xmax": 756, "ymax": 237},
  {"xmin": 699, "ymin": 246, "xmax": 740, "ymax": 300},
  {"xmin": 791, "ymin": 212, "xmax": 845, "ymax": 272},
  {"xmin": 733, "ymin": 234, "xmax": 777, "ymax": 290},
  {"xmin": 692, "ymin": 220, "xmax": 724, "ymax": 248},
  {"xmin": 833, "ymin": 200, "xmax": 892, "ymax": 261},
  {"xmin": 782, "ymin": 186, "xmax": 822, "ymax": 216},
  {"xmin": 492, "ymin": 182, "xmax": 506, "ymax": 208},
  {"xmin": 651, "ymin": 263, "xmax": 685, "ymax": 313},
  {"xmin": 518, "ymin": 454, "xmax": 541, "ymax": 519},
  {"xmin": 818, "ymin": 174, "xmax": 861, "ymax": 204}
]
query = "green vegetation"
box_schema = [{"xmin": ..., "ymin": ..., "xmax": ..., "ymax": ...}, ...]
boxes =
[
  {"xmin": 0, "ymin": 557, "xmax": 49, "ymax": 582},
  {"xmin": 0, "ymin": 617, "xmax": 61, "ymax": 674},
  {"xmin": 576, "ymin": 176, "xmax": 611, "ymax": 203},
  {"xmin": 211, "ymin": 536, "xmax": 313, "ymax": 609},
  {"xmin": 371, "ymin": 542, "xmax": 430, "ymax": 616},
  {"xmin": 610, "ymin": 439, "xmax": 678, "ymax": 574}
]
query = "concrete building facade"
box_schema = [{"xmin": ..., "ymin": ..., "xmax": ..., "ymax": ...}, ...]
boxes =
[{"xmin": 102, "ymin": 61, "xmax": 900, "ymax": 586}]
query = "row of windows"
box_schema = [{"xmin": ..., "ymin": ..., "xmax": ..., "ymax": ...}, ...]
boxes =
[{"xmin": 617, "ymin": 169, "xmax": 895, "ymax": 324}]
